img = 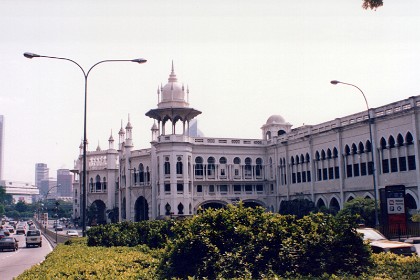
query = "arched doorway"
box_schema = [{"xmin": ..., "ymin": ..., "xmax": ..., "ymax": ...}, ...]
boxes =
[
  {"xmin": 405, "ymin": 193, "xmax": 418, "ymax": 215},
  {"xmin": 89, "ymin": 200, "xmax": 106, "ymax": 225},
  {"xmin": 134, "ymin": 196, "xmax": 149, "ymax": 222},
  {"xmin": 199, "ymin": 201, "xmax": 226, "ymax": 212},
  {"xmin": 329, "ymin": 197, "xmax": 340, "ymax": 214},
  {"xmin": 243, "ymin": 200, "xmax": 264, "ymax": 208},
  {"xmin": 316, "ymin": 198, "xmax": 326, "ymax": 209}
]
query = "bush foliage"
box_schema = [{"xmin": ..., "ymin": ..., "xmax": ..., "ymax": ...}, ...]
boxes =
[
  {"xmin": 87, "ymin": 219, "xmax": 175, "ymax": 248},
  {"xmin": 16, "ymin": 205, "xmax": 420, "ymax": 279},
  {"xmin": 17, "ymin": 238, "xmax": 161, "ymax": 279},
  {"xmin": 158, "ymin": 204, "xmax": 372, "ymax": 279}
]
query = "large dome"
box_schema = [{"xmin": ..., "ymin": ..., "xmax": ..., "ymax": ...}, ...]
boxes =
[
  {"xmin": 158, "ymin": 62, "xmax": 189, "ymax": 109},
  {"xmin": 266, "ymin": 115, "xmax": 286, "ymax": 125}
]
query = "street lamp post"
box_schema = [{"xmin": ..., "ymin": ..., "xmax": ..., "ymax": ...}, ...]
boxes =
[
  {"xmin": 44, "ymin": 184, "xmax": 60, "ymax": 233},
  {"xmin": 330, "ymin": 80, "xmax": 379, "ymax": 227},
  {"xmin": 24, "ymin": 52, "xmax": 147, "ymax": 236}
]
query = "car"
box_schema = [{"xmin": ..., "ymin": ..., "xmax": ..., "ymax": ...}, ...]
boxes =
[
  {"xmin": 0, "ymin": 231, "xmax": 6, "ymax": 240},
  {"xmin": 55, "ymin": 225, "xmax": 63, "ymax": 231},
  {"xmin": 0, "ymin": 237, "xmax": 19, "ymax": 251},
  {"xmin": 16, "ymin": 226, "xmax": 26, "ymax": 235},
  {"xmin": 357, "ymin": 227, "xmax": 417, "ymax": 256},
  {"xmin": 2, "ymin": 228, "xmax": 10, "ymax": 236},
  {"xmin": 25, "ymin": 229, "xmax": 42, "ymax": 247},
  {"xmin": 66, "ymin": 230, "xmax": 79, "ymax": 237},
  {"xmin": 5, "ymin": 225, "xmax": 14, "ymax": 233}
]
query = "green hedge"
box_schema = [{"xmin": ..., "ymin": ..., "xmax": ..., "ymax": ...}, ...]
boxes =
[
  {"xmin": 87, "ymin": 219, "xmax": 175, "ymax": 248},
  {"xmin": 158, "ymin": 204, "xmax": 372, "ymax": 279},
  {"xmin": 15, "ymin": 209, "xmax": 420, "ymax": 280},
  {"xmin": 17, "ymin": 238, "xmax": 161, "ymax": 279}
]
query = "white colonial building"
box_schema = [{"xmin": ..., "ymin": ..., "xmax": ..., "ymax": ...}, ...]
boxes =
[{"xmin": 71, "ymin": 64, "xmax": 420, "ymax": 224}]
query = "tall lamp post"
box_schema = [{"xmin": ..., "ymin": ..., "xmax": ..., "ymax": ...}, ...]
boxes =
[
  {"xmin": 330, "ymin": 80, "xmax": 379, "ymax": 227},
  {"xmin": 43, "ymin": 184, "xmax": 60, "ymax": 233},
  {"xmin": 24, "ymin": 52, "xmax": 147, "ymax": 236}
]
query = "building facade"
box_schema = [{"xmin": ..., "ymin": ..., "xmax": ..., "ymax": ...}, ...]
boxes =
[
  {"xmin": 0, "ymin": 180, "xmax": 39, "ymax": 204},
  {"xmin": 71, "ymin": 64, "xmax": 420, "ymax": 224},
  {"xmin": 35, "ymin": 163, "xmax": 49, "ymax": 190},
  {"xmin": 57, "ymin": 169, "xmax": 73, "ymax": 197}
]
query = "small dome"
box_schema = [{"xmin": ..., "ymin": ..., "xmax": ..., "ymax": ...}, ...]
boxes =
[
  {"xmin": 266, "ymin": 115, "xmax": 286, "ymax": 125},
  {"xmin": 158, "ymin": 62, "xmax": 189, "ymax": 109}
]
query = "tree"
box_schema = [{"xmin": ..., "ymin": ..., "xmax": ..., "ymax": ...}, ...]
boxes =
[
  {"xmin": 337, "ymin": 197, "xmax": 377, "ymax": 227},
  {"xmin": 0, "ymin": 186, "xmax": 13, "ymax": 205},
  {"xmin": 15, "ymin": 201, "xmax": 29, "ymax": 213},
  {"xmin": 363, "ymin": 0, "xmax": 383, "ymax": 10},
  {"xmin": 279, "ymin": 198, "xmax": 317, "ymax": 218}
]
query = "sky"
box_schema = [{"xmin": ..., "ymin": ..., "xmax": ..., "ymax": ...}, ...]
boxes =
[{"xmin": 1, "ymin": 0, "xmax": 419, "ymax": 184}]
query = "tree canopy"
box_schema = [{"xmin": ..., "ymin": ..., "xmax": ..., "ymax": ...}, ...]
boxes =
[{"xmin": 363, "ymin": 0, "xmax": 383, "ymax": 10}]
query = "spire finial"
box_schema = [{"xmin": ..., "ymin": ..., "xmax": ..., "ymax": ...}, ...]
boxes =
[{"xmin": 171, "ymin": 60, "xmax": 174, "ymax": 73}]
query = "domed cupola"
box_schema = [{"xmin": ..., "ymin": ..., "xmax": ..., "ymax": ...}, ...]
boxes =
[
  {"xmin": 158, "ymin": 61, "xmax": 189, "ymax": 109},
  {"xmin": 146, "ymin": 62, "xmax": 202, "ymax": 136},
  {"xmin": 261, "ymin": 114, "xmax": 292, "ymax": 140}
]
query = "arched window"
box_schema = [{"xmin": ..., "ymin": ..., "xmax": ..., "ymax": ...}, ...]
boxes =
[
  {"xmin": 195, "ymin": 157, "xmax": 204, "ymax": 176},
  {"xmin": 321, "ymin": 150, "xmax": 326, "ymax": 160},
  {"xmin": 207, "ymin": 157, "xmax": 215, "ymax": 176},
  {"xmin": 164, "ymin": 157, "xmax": 170, "ymax": 175},
  {"xmin": 178, "ymin": 203, "xmax": 184, "ymax": 215},
  {"xmin": 103, "ymin": 177, "xmax": 107, "ymax": 191},
  {"xmin": 291, "ymin": 156, "xmax": 295, "ymax": 165},
  {"xmin": 365, "ymin": 140, "xmax": 372, "ymax": 153},
  {"xmin": 306, "ymin": 153, "xmax": 310, "ymax": 162},
  {"xmin": 380, "ymin": 137, "xmax": 387, "ymax": 149},
  {"xmin": 388, "ymin": 136, "xmax": 395, "ymax": 148},
  {"xmin": 345, "ymin": 145, "xmax": 350, "ymax": 156},
  {"xmin": 333, "ymin": 148, "xmax": 338, "ymax": 158},
  {"xmin": 397, "ymin": 134, "xmax": 404, "ymax": 146},
  {"xmin": 89, "ymin": 178, "xmax": 94, "ymax": 192},
  {"xmin": 244, "ymin": 157, "xmax": 252, "ymax": 177},
  {"xmin": 406, "ymin": 132, "xmax": 414, "ymax": 145},
  {"xmin": 315, "ymin": 151, "xmax": 320, "ymax": 161},
  {"xmin": 139, "ymin": 163, "xmax": 144, "ymax": 183},
  {"xmin": 278, "ymin": 130, "xmax": 286, "ymax": 136},
  {"xmin": 256, "ymin": 158, "xmax": 263, "ymax": 177},
  {"xmin": 358, "ymin": 142, "xmax": 364, "ymax": 154},
  {"xmin": 176, "ymin": 157, "xmax": 183, "ymax": 175},
  {"xmin": 95, "ymin": 175, "xmax": 101, "ymax": 191},
  {"xmin": 295, "ymin": 155, "xmax": 299, "ymax": 164},
  {"xmin": 219, "ymin": 157, "xmax": 227, "ymax": 164},
  {"xmin": 234, "ymin": 157, "xmax": 241, "ymax": 164},
  {"xmin": 327, "ymin": 149, "xmax": 332, "ymax": 159},
  {"xmin": 300, "ymin": 154, "xmax": 304, "ymax": 163},
  {"xmin": 351, "ymin": 143, "xmax": 357, "ymax": 154}
]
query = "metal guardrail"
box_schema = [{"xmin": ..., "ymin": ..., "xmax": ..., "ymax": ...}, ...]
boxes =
[{"xmin": 35, "ymin": 220, "xmax": 72, "ymax": 248}]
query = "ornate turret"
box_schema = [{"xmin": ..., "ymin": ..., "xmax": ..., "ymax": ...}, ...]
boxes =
[{"xmin": 146, "ymin": 62, "xmax": 201, "ymax": 136}]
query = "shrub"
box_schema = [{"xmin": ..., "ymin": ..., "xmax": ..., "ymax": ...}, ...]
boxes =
[
  {"xmin": 87, "ymin": 220, "xmax": 175, "ymax": 248},
  {"xmin": 158, "ymin": 204, "xmax": 372, "ymax": 279}
]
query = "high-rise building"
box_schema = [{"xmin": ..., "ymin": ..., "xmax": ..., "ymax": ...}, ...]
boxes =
[
  {"xmin": 35, "ymin": 163, "xmax": 49, "ymax": 189},
  {"xmin": 57, "ymin": 169, "xmax": 73, "ymax": 197},
  {"xmin": 0, "ymin": 115, "xmax": 4, "ymax": 180},
  {"xmin": 40, "ymin": 178, "xmax": 57, "ymax": 198}
]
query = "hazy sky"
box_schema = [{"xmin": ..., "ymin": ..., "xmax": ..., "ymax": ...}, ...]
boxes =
[{"xmin": 1, "ymin": 0, "xmax": 419, "ymax": 184}]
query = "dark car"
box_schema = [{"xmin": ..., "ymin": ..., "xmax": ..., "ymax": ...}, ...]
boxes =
[
  {"xmin": 0, "ymin": 237, "xmax": 19, "ymax": 251},
  {"xmin": 0, "ymin": 231, "xmax": 6, "ymax": 240},
  {"xmin": 357, "ymin": 228, "xmax": 417, "ymax": 256}
]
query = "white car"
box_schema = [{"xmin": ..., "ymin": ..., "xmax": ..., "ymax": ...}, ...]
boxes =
[
  {"xmin": 25, "ymin": 229, "xmax": 42, "ymax": 247},
  {"xmin": 357, "ymin": 228, "xmax": 416, "ymax": 256},
  {"xmin": 66, "ymin": 230, "xmax": 79, "ymax": 237}
]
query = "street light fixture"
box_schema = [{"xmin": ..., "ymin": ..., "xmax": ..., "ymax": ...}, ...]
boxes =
[
  {"xmin": 330, "ymin": 80, "xmax": 379, "ymax": 227},
  {"xmin": 24, "ymin": 52, "xmax": 147, "ymax": 236}
]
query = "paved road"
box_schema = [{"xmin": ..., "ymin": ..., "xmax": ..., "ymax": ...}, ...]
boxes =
[{"xmin": 0, "ymin": 231, "xmax": 53, "ymax": 280}]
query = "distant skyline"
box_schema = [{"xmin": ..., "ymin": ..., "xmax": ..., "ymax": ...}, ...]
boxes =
[{"xmin": 1, "ymin": 0, "xmax": 419, "ymax": 183}]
